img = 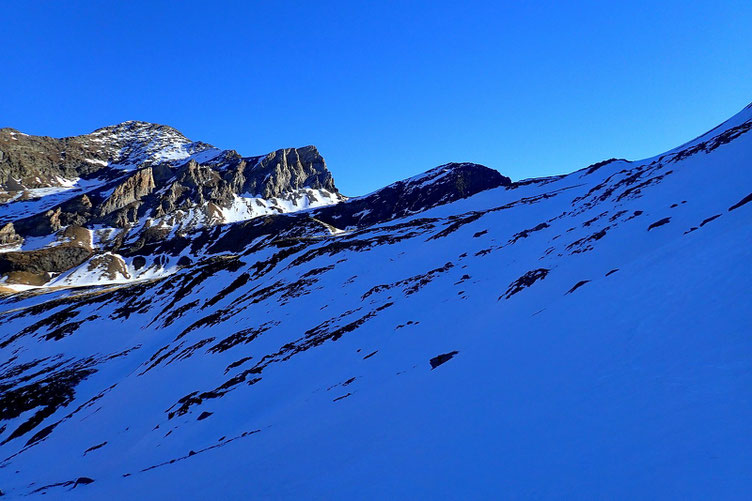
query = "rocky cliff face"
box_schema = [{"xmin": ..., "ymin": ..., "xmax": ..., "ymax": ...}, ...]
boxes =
[{"xmin": 227, "ymin": 146, "xmax": 338, "ymax": 198}]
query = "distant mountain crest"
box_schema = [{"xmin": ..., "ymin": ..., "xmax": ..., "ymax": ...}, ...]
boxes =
[
  {"xmin": 0, "ymin": 123, "xmax": 516, "ymax": 288},
  {"xmin": 87, "ymin": 120, "xmax": 220, "ymax": 170}
]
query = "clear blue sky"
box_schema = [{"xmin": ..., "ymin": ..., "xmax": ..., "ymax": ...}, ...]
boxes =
[{"xmin": 1, "ymin": 1, "xmax": 750, "ymax": 195}]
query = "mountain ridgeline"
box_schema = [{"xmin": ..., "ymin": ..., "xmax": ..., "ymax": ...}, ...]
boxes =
[
  {"xmin": 1, "ymin": 104, "xmax": 751, "ymax": 499},
  {"xmin": 0, "ymin": 122, "xmax": 508, "ymax": 289}
]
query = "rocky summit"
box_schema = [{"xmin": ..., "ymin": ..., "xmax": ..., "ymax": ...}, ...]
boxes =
[{"xmin": 0, "ymin": 105, "xmax": 751, "ymax": 499}]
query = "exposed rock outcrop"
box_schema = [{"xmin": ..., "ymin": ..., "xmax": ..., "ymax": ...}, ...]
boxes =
[
  {"xmin": 240, "ymin": 146, "xmax": 337, "ymax": 198},
  {"xmin": 314, "ymin": 162, "xmax": 511, "ymax": 229},
  {"xmin": 99, "ymin": 168, "xmax": 156, "ymax": 215},
  {"xmin": 0, "ymin": 245, "xmax": 92, "ymax": 276},
  {"xmin": 0, "ymin": 223, "xmax": 22, "ymax": 248}
]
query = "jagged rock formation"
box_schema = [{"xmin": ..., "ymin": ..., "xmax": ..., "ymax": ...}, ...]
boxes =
[
  {"xmin": 99, "ymin": 167, "xmax": 156, "ymax": 216},
  {"xmin": 0, "ymin": 222, "xmax": 21, "ymax": 248},
  {"xmin": 1, "ymin": 104, "xmax": 751, "ymax": 498}
]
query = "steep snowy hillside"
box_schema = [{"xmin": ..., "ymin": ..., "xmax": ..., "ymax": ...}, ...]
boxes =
[{"xmin": 1, "ymin": 104, "xmax": 751, "ymax": 499}]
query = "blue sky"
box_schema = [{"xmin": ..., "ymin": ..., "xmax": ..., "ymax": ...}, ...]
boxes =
[{"xmin": 1, "ymin": 1, "xmax": 750, "ymax": 195}]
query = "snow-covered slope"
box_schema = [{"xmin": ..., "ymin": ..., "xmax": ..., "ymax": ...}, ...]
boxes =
[{"xmin": 1, "ymin": 104, "xmax": 751, "ymax": 499}]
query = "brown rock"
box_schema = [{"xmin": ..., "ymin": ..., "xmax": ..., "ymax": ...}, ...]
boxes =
[{"xmin": 0, "ymin": 223, "xmax": 22, "ymax": 247}]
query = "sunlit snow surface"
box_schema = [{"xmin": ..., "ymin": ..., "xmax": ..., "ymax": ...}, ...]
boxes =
[
  {"xmin": 0, "ymin": 106, "xmax": 751, "ymax": 499},
  {"xmin": 219, "ymin": 189, "xmax": 344, "ymax": 223},
  {"xmin": 0, "ymin": 178, "xmax": 106, "ymax": 223}
]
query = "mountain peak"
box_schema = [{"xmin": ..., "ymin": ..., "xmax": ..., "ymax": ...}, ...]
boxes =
[
  {"xmin": 399, "ymin": 162, "xmax": 511, "ymax": 190},
  {"xmin": 90, "ymin": 120, "xmax": 186, "ymax": 138},
  {"xmin": 85, "ymin": 121, "xmax": 217, "ymax": 170}
]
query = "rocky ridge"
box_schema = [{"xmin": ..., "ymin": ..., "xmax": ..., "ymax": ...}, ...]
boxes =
[{"xmin": 0, "ymin": 123, "xmax": 506, "ymax": 289}]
